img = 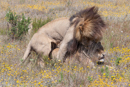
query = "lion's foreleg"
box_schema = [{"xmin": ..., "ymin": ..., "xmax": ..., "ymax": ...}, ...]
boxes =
[
  {"xmin": 57, "ymin": 43, "xmax": 68, "ymax": 62},
  {"xmin": 57, "ymin": 27, "xmax": 74, "ymax": 62}
]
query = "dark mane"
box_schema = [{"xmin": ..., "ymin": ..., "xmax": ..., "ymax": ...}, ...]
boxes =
[
  {"xmin": 69, "ymin": 6, "xmax": 106, "ymax": 29},
  {"xmin": 87, "ymin": 42, "xmax": 103, "ymax": 55},
  {"xmin": 69, "ymin": 6, "xmax": 105, "ymax": 26},
  {"xmin": 70, "ymin": 6, "xmax": 99, "ymax": 21},
  {"xmin": 66, "ymin": 39, "xmax": 79, "ymax": 55},
  {"xmin": 70, "ymin": 6, "xmax": 106, "ymax": 42}
]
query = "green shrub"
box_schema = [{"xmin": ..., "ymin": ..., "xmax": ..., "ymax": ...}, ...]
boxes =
[
  {"xmin": 6, "ymin": 10, "xmax": 18, "ymax": 27},
  {"xmin": 5, "ymin": 10, "xmax": 31, "ymax": 39}
]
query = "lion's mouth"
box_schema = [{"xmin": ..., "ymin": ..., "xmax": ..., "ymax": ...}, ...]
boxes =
[
  {"xmin": 97, "ymin": 58, "xmax": 104, "ymax": 65},
  {"xmin": 99, "ymin": 58, "xmax": 104, "ymax": 62},
  {"xmin": 97, "ymin": 54, "xmax": 105, "ymax": 64},
  {"xmin": 98, "ymin": 54, "xmax": 105, "ymax": 62}
]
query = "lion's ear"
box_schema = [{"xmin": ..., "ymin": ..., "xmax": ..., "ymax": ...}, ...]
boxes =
[
  {"xmin": 71, "ymin": 17, "xmax": 78, "ymax": 23},
  {"xmin": 78, "ymin": 18, "xmax": 84, "ymax": 31}
]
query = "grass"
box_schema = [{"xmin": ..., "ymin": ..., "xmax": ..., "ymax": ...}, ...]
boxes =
[
  {"xmin": 0, "ymin": 0, "xmax": 130, "ymax": 87},
  {"xmin": 0, "ymin": 28, "xmax": 7, "ymax": 35},
  {"xmin": 32, "ymin": 17, "xmax": 52, "ymax": 34}
]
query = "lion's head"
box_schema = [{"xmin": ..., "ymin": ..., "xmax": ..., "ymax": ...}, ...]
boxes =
[
  {"xmin": 49, "ymin": 41, "xmax": 105, "ymax": 65},
  {"xmin": 70, "ymin": 6, "xmax": 106, "ymax": 46},
  {"xmin": 66, "ymin": 41, "xmax": 105, "ymax": 64},
  {"xmin": 81, "ymin": 41, "xmax": 105, "ymax": 64}
]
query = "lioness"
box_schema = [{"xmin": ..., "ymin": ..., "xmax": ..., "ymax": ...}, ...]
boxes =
[{"xmin": 19, "ymin": 6, "xmax": 106, "ymax": 65}]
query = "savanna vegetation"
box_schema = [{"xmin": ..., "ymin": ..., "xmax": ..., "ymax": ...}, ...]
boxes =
[{"xmin": 0, "ymin": 0, "xmax": 130, "ymax": 87}]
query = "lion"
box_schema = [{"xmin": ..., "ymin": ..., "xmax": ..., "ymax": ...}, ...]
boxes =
[
  {"xmin": 57, "ymin": 6, "xmax": 106, "ymax": 61},
  {"xmin": 18, "ymin": 6, "xmax": 106, "ymax": 66},
  {"xmin": 49, "ymin": 41, "xmax": 105, "ymax": 67}
]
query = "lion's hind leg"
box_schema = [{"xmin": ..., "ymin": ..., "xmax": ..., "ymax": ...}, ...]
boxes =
[{"xmin": 34, "ymin": 42, "xmax": 52, "ymax": 68}]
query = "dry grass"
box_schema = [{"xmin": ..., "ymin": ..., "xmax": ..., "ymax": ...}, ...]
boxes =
[{"xmin": 0, "ymin": 0, "xmax": 130, "ymax": 87}]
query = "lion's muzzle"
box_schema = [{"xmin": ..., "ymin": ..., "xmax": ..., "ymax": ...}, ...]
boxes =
[{"xmin": 98, "ymin": 53, "xmax": 105, "ymax": 63}]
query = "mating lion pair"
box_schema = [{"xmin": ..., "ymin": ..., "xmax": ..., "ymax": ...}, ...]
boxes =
[{"xmin": 18, "ymin": 6, "xmax": 106, "ymax": 67}]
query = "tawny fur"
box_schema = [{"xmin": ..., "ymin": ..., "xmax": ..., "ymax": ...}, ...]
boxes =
[{"xmin": 19, "ymin": 6, "xmax": 106, "ymax": 66}]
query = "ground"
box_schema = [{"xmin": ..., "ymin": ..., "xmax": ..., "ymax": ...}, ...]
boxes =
[{"xmin": 0, "ymin": 0, "xmax": 130, "ymax": 87}]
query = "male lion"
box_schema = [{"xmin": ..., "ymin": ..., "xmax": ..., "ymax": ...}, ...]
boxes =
[
  {"xmin": 19, "ymin": 6, "xmax": 106, "ymax": 66},
  {"xmin": 49, "ymin": 41, "xmax": 105, "ymax": 67}
]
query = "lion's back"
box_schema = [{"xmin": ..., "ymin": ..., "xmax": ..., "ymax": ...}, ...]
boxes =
[{"xmin": 37, "ymin": 17, "xmax": 70, "ymax": 41}]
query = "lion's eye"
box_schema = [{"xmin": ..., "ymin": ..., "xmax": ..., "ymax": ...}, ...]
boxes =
[
  {"xmin": 96, "ymin": 49, "xmax": 100, "ymax": 52},
  {"xmin": 79, "ymin": 24, "xmax": 83, "ymax": 26}
]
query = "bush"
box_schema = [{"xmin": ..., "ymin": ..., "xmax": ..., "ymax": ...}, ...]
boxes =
[{"xmin": 6, "ymin": 10, "xmax": 31, "ymax": 39}]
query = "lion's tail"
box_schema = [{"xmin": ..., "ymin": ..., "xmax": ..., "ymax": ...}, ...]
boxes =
[
  {"xmin": 16, "ymin": 42, "xmax": 31, "ymax": 67},
  {"xmin": 22, "ymin": 42, "xmax": 31, "ymax": 61}
]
